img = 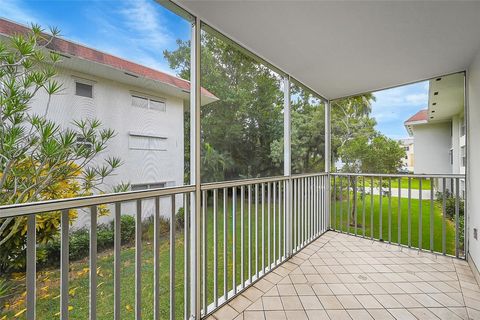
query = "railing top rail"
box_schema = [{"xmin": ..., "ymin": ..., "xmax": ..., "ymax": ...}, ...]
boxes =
[
  {"xmin": 0, "ymin": 185, "xmax": 195, "ymax": 218},
  {"xmin": 200, "ymin": 172, "xmax": 327, "ymax": 191},
  {"xmin": 331, "ymin": 172, "xmax": 466, "ymax": 179}
]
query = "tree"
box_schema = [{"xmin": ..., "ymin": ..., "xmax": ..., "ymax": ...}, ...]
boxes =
[
  {"xmin": 164, "ymin": 33, "xmax": 284, "ymax": 182},
  {"xmin": 0, "ymin": 25, "xmax": 125, "ymax": 271},
  {"xmin": 333, "ymin": 96, "xmax": 405, "ymax": 225}
]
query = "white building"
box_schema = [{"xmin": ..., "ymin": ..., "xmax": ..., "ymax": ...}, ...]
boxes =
[
  {"xmin": 404, "ymin": 72, "xmax": 466, "ymax": 194},
  {"xmin": 398, "ymin": 138, "xmax": 414, "ymax": 173},
  {"xmin": 0, "ymin": 18, "xmax": 217, "ymax": 223}
]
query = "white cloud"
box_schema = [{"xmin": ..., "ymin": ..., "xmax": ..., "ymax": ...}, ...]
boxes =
[
  {"xmin": 405, "ymin": 93, "xmax": 428, "ymax": 105},
  {"xmin": 1, "ymin": 0, "xmax": 37, "ymax": 25}
]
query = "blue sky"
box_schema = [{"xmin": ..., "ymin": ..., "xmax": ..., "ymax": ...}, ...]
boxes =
[
  {"xmin": 1, "ymin": 0, "xmax": 191, "ymax": 75},
  {"xmin": 371, "ymin": 81, "xmax": 429, "ymax": 139},
  {"xmin": 2, "ymin": 0, "xmax": 428, "ymax": 139}
]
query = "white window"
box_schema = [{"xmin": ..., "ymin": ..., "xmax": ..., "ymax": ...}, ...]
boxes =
[
  {"xmin": 75, "ymin": 81, "xmax": 93, "ymax": 98},
  {"xmin": 461, "ymin": 146, "xmax": 466, "ymax": 167},
  {"xmin": 129, "ymin": 132, "xmax": 167, "ymax": 151},
  {"xmin": 460, "ymin": 118, "xmax": 466, "ymax": 137},
  {"xmin": 76, "ymin": 134, "xmax": 93, "ymax": 150},
  {"xmin": 131, "ymin": 93, "xmax": 166, "ymax": 112},
  {"xmin": 449, "ymin": 149, "xmax": 453, "ymax": 165},
  {"xmin": 131, "ymin": 182, "xmax": 166, "ymax": 191}
]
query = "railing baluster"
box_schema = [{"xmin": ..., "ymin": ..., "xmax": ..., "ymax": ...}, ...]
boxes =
[
  {"xmin": 261, "ymin": 183, "xmax": 265, "ymax": 272},
  {"xmin": 379, "ymin": 176, "xmax": 383, "ymax": 240},
  {"xmin": 455, "ymin": 178, "xmax": 460, "ymax": 258},
  {"xmin": 339, "ymin": 177, "xmax": 343, "ymax": 233},
  {"xmin": 278, "ymin": 182, "xmax": 283, "ymax": 260},
  {"xmin": 273, "ymin": 182, "xmax": 277, "ymax": 264},
  {"xmin": 333, "ymin": 175, "xmax": 336, "ymax": 231},
  {"xmin": 255, "ymin": 184, "xmax": 259, "ymax": 277},
  {"xmin": 347, "ymin": 176, "xmax": 350, "ymax": 234},
  {"xmin": 354, "ymin": 177, "xmax": 357, "ymax": 236},
  {"xmin": 60, "ymin": 210, "xmax": 69, "ymax": 320},
  {"xmin": 26, "ymin": 214, "xmax": 36, "ymax": 320},
  {"xmin": 419, "ymin": 178, "xmax": 423, "ymax": 251},
  {"xmin": 442, "ymin": 178, "xmax": 446, "ymax": 255},
  {"xmin": 90, "ymin": 206, "xmax": 98, "ymax": 320},
  {"xmin": 223, "ymin": 188, "xmax": 228, "ymax": 301},
  {"xmin": 294, "ymin": 179, "xmax": 298, "ymax": 251},
  {"xmin": 430, "ymin": 178, "xmax": 434, "ymax": 252},
  {"xmin": 213, "ymin": 190, "xmax": 218, "ymax": 307},
  {"xmin": 408, "ymin": 177, "xmax": 412, "ymax": 247},
  {"xmin": 114, "ymin": 203, "xmax": 121, "ymax": 320},
  {"xmin": 184, "ymin": 195, "xmax": 190, "ymax": 320},
  {"xmin": 135, "ymin": 200, "xmax": 142, "ymax": 320},
  {"xmin": 232, "ymin": 187, "xmax": 237, "ymax": 295},
  {"xmin": 267, "ymin": 182, "xmax": 271, "ymax": 268},
  {"xmin": 202, "ymin": 191, "xmax": 207, "ymax": 313},
  {"xmin": 248, "ymin": 185, "xmax": 252, "ymax": 282},
  {"xmin": 370, "ymin": 176, "xmax": 374, "ymax": 240},
  {"xmin": 362, "ymin": 177, "xmax": 366, "ymax": 237},
  {"xmin": 240, "ymin": 186, "xmax": 245, "ymax": 289},
  {"xmin": 388, "ymin": 178, "xmax": 392, "ymax": 244},
  {"xmin": 170, "ymin": 195, "xmax": 176, "ymax": 319},
  {"xmin": 398, "ymin": 177, "xmax": 402, "ymax": 245}
]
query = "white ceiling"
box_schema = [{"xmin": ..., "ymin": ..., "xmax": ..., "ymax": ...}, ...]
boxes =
[{"xmin": 174, "ymin": 0, "xmax": 480, "ymax": 100}]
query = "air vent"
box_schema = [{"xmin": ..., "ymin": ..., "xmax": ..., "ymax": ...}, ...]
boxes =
[
  {"xmin": 432, "ymin": 102, "xmax": 437, "ymax": 106},
  {"xmin": 431, "ymin": 110, "xmax": 435, "ymax": 113},
  {"xmin": 436, "ymin": 78, "xmax": 442, "ymax": 81},
  {"xmin": 124, "ymin": 72, "xmax": 139, "ymax": 78},
  {"xmin": 434, "ymin": 92, "xmax": 439, "ymax": 96},
  {"xmin": 430, "ymin": 116, "xmax": 434, "ymax": 119}
]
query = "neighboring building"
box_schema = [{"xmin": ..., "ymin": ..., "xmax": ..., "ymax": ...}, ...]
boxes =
[
  {"xmin": 404, "ymin": 72, "xmax": 465, "ymax": 195},
  {"xmin": 398, "ymin": 138, "xmax": 414, "ymax": 172},
  {"xmin": 0, "ymin": 19, "xmax": 217, "ymax": 223}
]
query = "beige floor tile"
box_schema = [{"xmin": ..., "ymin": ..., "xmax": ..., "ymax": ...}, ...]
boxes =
[
  {"xmin": 285, "ymin": 310, "xmax": 309, "ymax": 320},
  {"xmin": 408, "ymin": 308, "xmax": 441, "ymax": 320},
  {"xmin": 213, "ymin": 304, "xmax": 239, "ymax": 320},
  {"xmin": 262, "ymin": 296, "xmax": 283, "ymax": 311},
  {"xmin": 281, "ymin": 296, "xmax": 303, "ymax": 310},
  {"xmin": 428, "ymin": 307, "xmax": 464, "ymax": 320},
  {"xmin": 327, "ymin": 309, "xmax": 353, "ymax": 320},
  {"xmin": 230, "ymin": 294, "xmax": 254, "ymax": 313},
  {"xmin": 277, "ymin": 284, "xmax": 297, "ymax": 296},
  {"xmin": 356, "ymin": 295, "xmax": 383, "ymax": 309},
  {"xmin": 317, "ymin": 295, "xmax": 344, "ymax": 310},
  {"xmin": 265, "ymin": 310, "xmax": 287, "ymax": 320},
  {"xmin": 347, "ymin": 309, "xmax": 374, "ymax": 320},
  {"xmin": 391, "ymin": 294, "xmax": 423, "ymax": 308},
  {"xmin": 366, "ymin": 309, "xmax": 395, "ymax": 320},
  {"xmin": 299, "ymin": 295, "xmax": 323, "ymax": 310},
  {"xmin": 244, "ymin": 311, "xmax": 265, "ymax": 320},
  {"xmin": 294, "ymin": 284, "xmax": 315, "ymax": 295},
  {"xmin": 312, "ymin": 283, "xmax": 333, "ymax": 295},
  {"xmin": 386, "ymin": 308, "xmax": 416, "ymax": 320},
  {"xmin": 243, "ymin": 286, "xmax": 264, "ymax": 302},
  {"xmin": 305, "ymin": 310, "xmax": 329, "ymax": 320},
  {"xmin": 337, "ymin": 295, "xmax": 362, "ymax": 309}
]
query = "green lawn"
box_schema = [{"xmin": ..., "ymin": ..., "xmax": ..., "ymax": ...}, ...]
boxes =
[
  {"xmin": 330, "ymin": 193, "xmax": 457, "ymax": 255},
  {"xmin": 2, "ymin": 190, "xmax": 461, "ymax": 319},
  {"xmin": 2, "ymin": 193, "xmax": 286, "ymax": 320},
  {"xmin": 359, "ymin": 177, "xmax": 432, "ymax": 190}
]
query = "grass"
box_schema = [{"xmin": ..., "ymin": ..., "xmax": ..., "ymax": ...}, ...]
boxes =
[
  {"xmin": 359, "ymin": 177, "xmax": 432, "ymax": 190},
  {"xmin": 2, "ymin": 192, "xmax": 285, "ymax": 320},
  {"xmin": 2, "ymin": 189, "xmax": 460, "ymax": 319},
  {"xmin": 330, "ymin": 193, "xmax": 457, "ymax": 255}
]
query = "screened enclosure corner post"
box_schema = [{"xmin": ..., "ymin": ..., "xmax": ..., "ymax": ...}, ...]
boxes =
[
  {"xmin": 325, "ymin": 100, "xmax": 332, "ymax": 230},
  {"xmin": 283, "ymin": 76, "xmax": 293, "ymax": 257},
  {"xmin": 190, "ymin": 16, "xmax": 201, "ymax": 319}
]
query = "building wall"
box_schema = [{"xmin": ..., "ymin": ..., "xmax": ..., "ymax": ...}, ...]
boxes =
[
  {"xmin": 467, "ymin": 47, "xmax": 480, "ymax": 276},
  {"xmin": 28, "ymin": 67, "xmax": 185, "ymax": 225},
  {"xmin": 412, "ymin": 122, "xmax": 452, "ymax": 174}
]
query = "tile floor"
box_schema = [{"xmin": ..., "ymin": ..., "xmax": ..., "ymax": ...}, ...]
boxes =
[{"xmin": 206, "ymin": 231, "xmax": 480, "ymax": 320}]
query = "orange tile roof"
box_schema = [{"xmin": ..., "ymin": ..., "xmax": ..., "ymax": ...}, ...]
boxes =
[{"xmin": 404, "ymin": 109, "xmax": 428, "ymax": 124}]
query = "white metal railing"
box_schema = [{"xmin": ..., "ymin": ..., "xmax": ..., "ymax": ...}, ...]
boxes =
[
  {"xmin": 330, "ymin": 173, "xmax": 466, "ymax": 259},
  {"xmin": 0, "ymin": 173, "xmax": 330, "ymax": 319},
  {"xmin": 199, "ymin": 173, "xmax": 329, "ymax": 316}
]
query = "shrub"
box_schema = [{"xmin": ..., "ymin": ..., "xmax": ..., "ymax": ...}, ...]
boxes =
[{"xmin": 118, "ymin": 215, "xmax": 136, "ymax": 245}]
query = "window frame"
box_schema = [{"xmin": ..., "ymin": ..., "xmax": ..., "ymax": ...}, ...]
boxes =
[
  {"xmin": 73, "ymin": 77, "xmax": 96, "ymax": 99},
  {"xmin": 131, "ymin": 91, "xmax": 167, "ymax": 112}
]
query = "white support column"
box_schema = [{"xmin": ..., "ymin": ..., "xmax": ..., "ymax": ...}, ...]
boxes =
[
  {"xmin": 283, "ymin": 76, "xmax": 292, "ymax": 257},
  {"xmin": 325, "ymin": 100, "xmax": 331, "ymax": 229},
  {"xmin": 190, "ymin": 16, "xmax": 201, "ymax": 320}
]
